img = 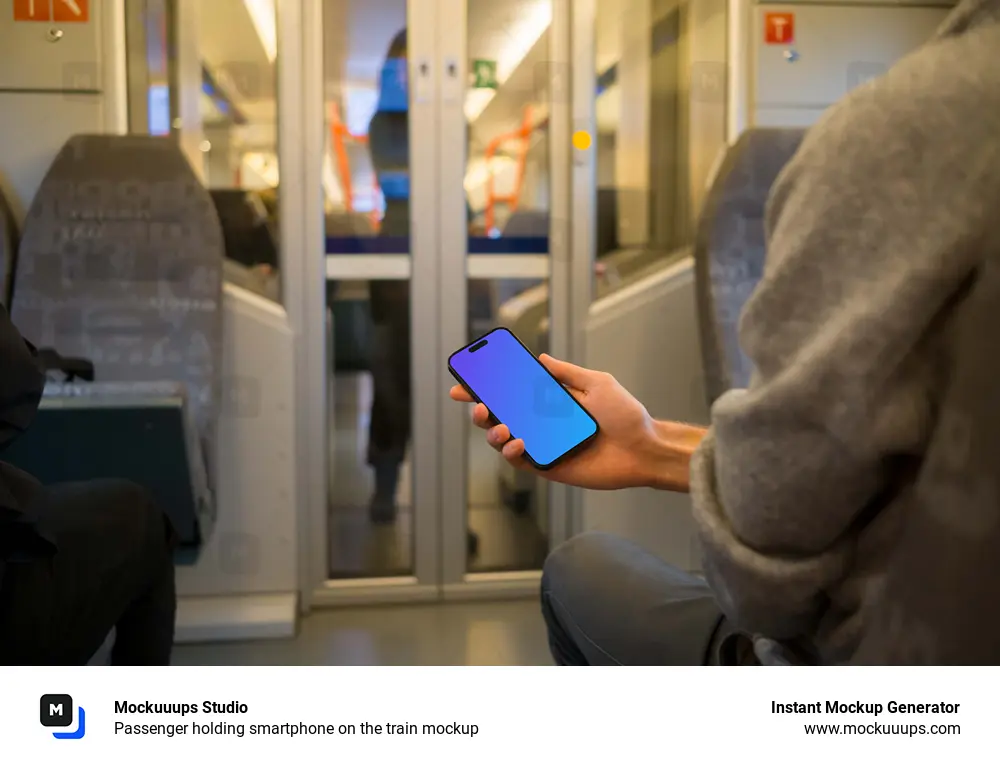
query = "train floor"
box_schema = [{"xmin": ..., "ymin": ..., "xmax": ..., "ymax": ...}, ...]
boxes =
[
  {"xmin": 328, "ymin": 372, "xmax": 549, "ymax": 577},
  {"xmin": 171, "ymin": 599, "xmax": 552, "ymax": 665}
]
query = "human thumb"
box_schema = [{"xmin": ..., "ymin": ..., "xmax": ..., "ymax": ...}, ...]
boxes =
[{"xmin": 538, "ymin": 354, "xmax": 598, "ymax": 391}]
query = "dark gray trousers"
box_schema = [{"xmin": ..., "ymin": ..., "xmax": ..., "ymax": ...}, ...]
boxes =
[{"xmin": 540, "ymin": 532, "xmax": 757, "ymax": 665}]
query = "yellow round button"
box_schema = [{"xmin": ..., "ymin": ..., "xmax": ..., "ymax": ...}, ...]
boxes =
[{"xmin": 572, "ymin": 130, "xmax": 592, "ymax": 150}]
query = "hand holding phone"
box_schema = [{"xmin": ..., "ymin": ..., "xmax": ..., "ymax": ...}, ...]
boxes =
[
  {"xmin": 448, "ymin": 328, "xmax": 598, "ymax": 470},
  {"xmin": 448, "ymin": 328, "xmax": 691, "ymax": 491}
]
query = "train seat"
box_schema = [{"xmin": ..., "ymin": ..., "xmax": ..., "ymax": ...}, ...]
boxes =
[
  {"xmin": 211, "ymin": 189, "xmax": 281, "ymax": 302},
  {"xmin": 503, "ymin": 209, "xmax": 548, "ymax": 238},
  {"xmin": 325, "ymin": 210, "xmax": 377, "ymax": 238},
  {"xmin": 3, "ymin": 134, "xmax": 225, "ymax": 559},
  {"xmin": 210, "ymin": 188, "xmax": 278, "ymax": 271},
  {"xmin": 693, "ymin": 126, "xmax": 807, "ymax": 664},
  {"xmin": 694, "ymin": 127, "xmax": 806, "ymax": 405},
  {"xmin": 488, "ymin": 209, "xmax": 549, "ymax": 321},
  {"xmin": 223, "ymin": 258, "xmax": 281, "ymax": 302}
]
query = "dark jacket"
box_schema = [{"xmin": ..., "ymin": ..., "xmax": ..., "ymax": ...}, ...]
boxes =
[{"xmin": 0, "ymin": 303, "xmax": 54, "ymax": 578}]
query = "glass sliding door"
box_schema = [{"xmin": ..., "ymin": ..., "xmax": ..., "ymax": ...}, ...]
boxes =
[
  {"xmin": 438, "ymin": 0, "xmax": 577, "ymax": 595},
  {"xmin": 292, "ymin": 0, "xmax": 441, "ymax": 605},
  {"xmin": 294, "ymin": 0, "xmax": 581, "ymax": 605}
]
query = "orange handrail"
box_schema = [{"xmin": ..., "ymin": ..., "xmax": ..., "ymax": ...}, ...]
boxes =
[
  {"xmin": 483, "ymin": 106, "xmax": 537, "ymax": 233},
  {"xmin": 327, "ymin": 103, "xmax": 381, "ymax": 231},
  {"xmin": 328, "ymin": 101, "xmax": 541, "ymax": 235}
]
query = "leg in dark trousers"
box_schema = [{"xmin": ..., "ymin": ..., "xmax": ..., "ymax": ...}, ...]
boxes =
[
  {"xmin": 540, "ymin": 532, "xmax": 757, "ymax": 665},
  {"xmin": 367, "ymin": 280, "xmax": 412, "ymax": 523},
  {"xmin": 0, "ymin": 479, "xmax": 176, "ymax": 665}
]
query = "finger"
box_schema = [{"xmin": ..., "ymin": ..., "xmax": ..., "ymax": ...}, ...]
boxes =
[
  {"xmin": 450, "ymin": 385, "xmax": 474, "ymax": 402},
  {"xmin": 487, "ymin": 423, "xmax": 510, "ymax": 451},
  {"xmin": 538, "ymin": 354, "xmax": 596, "ymax": 392},
  {"xmin": 471, "ymin": 403, "xmax": 492, "ymax": 430},
  {"xmin": 501, "ymin": 438, "xmax": 531, "ymax": 469}
]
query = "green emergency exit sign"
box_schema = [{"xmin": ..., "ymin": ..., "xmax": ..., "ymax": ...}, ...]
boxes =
[{"xmin": 471, "ymin": 59, "xmax": 498, "ymax": 89}]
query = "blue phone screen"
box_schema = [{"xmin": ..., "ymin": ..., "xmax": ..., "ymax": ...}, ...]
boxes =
[{"xmin": 449, "ymin": 328, "xmax": 598, "ymax": 467}]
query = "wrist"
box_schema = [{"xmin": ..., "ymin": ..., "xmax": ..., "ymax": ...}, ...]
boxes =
[{"xmin": 640, "ymin": 419, "xmax": 707, "ymax": 493}]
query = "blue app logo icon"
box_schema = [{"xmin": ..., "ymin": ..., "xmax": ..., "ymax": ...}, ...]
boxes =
[
  {"xmin": 40, "ymin": 694, "xmax": 86, "ymax": 739},
  {"xmin": 532, "ymin": 374, "xmax": 573, "ymax": 418}
]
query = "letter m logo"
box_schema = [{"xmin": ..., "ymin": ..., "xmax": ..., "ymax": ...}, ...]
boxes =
[{"xmin": 39, "ymin": 694, "xmax": 74, "ymax": 728}]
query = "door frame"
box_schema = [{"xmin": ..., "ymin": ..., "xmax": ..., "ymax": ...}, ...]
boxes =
[
  {"xmin": 568, "ymin": 0, "xmax": 597, "ymax": 539},
  {"xmin": 279, "ymin": 0, "xmax": 328, "ymax": 612},
  {"xmin": 435, "ymin": 0, "xmax": 584, "ymax": 595},
  {"xmin": 284, "ymin": 0, "xmax": 596, "ymax": 607}
]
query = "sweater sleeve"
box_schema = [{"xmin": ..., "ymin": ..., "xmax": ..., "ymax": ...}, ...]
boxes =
[{"xmin": 689, "ymin": 29, "xmax": 1000, "ymax": 639}]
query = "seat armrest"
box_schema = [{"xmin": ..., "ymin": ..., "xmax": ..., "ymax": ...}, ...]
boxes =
[
  {"xmin": 37, "ymin": 348, "xmax": 94, "ymax": 382},
  {"xmin": 33, "ymin": 379, "xmax": 215, "ymax": 549}
]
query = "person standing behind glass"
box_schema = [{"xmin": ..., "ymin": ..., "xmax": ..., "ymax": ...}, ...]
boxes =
[
  {"xmin": 366, "ymin": 30, "xmax": 477, "ymax": 526},
  {"xmin": 366, "ymin": 30, "xmax": 411, "ymax": 524}
]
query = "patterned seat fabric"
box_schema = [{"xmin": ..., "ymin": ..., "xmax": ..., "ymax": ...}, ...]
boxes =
[
  {"xmin": 693, "ymin": 127, "xmax": 806, "ymax": 405},
  {"xmin": 692, "ymin": 128, "xmax": 808, "ymax": 666},
  {"xmin": 11, "ymin": 134, "xmax": 224, "ymax": 484}
]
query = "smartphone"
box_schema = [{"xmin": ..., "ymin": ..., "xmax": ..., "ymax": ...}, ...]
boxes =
[{"xmin": 448, "ymin": 327, "xmax": 599, "ymax": 470}]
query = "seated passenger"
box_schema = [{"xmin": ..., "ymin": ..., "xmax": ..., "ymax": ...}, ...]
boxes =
[
  {"xmin": 0, "ymin": 305, "xmax": 176, "ymax": 665},
  {"xmin": 451, "ymin": 0, "xmax": 1000, "ymax": 664}
]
